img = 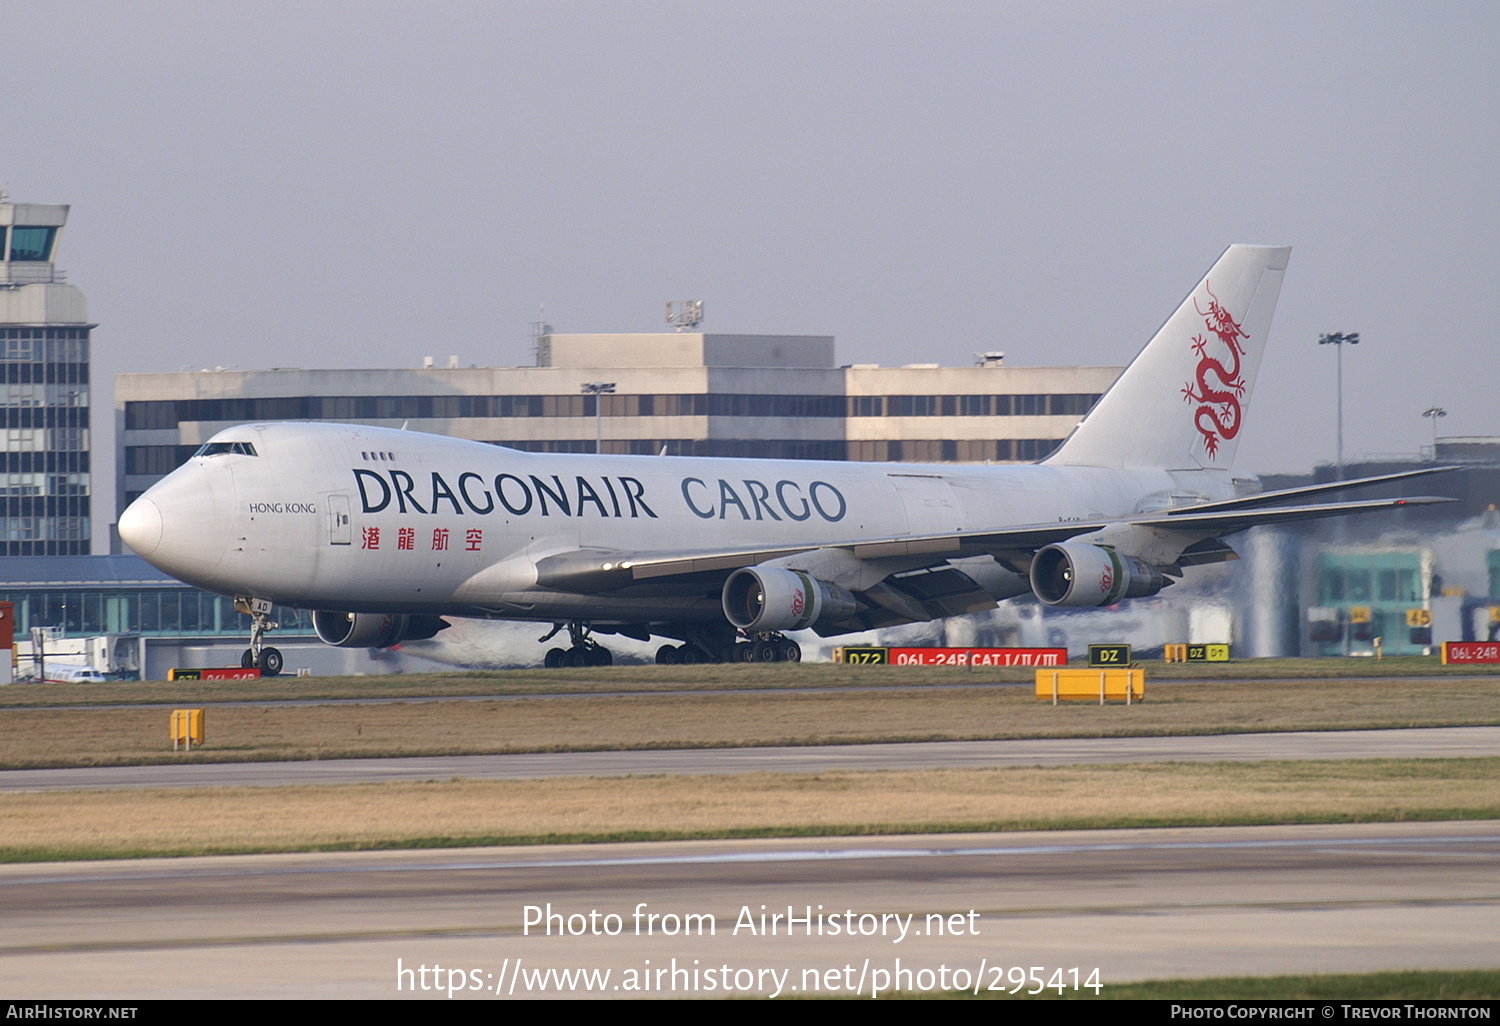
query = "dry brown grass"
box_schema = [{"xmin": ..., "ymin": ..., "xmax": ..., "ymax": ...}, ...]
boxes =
[
  {"xmin": 4, "ymin": 758, "xmax": 1496, "ymax": 860},
  {"xmin": 3, "ymin": 657, "xmax": 1494, "ymax": 709},
  {"xmin": 4, "ymin": 677, "xmax": 1499, "ymax": 769}
]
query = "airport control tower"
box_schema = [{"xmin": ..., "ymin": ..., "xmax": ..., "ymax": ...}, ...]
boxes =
[{"xmin": 0, "ymin": 193, "xmax": 92, "ymax": 555}]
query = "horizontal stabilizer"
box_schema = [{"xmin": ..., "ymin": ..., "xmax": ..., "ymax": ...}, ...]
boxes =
[
  {"xmin": 1170, "ymin": 466, "xmax": 1460, "ymax": 516},
  {"xmin": 1137, "ymin": 495, "xmax": 1454, "ymax": 536}
]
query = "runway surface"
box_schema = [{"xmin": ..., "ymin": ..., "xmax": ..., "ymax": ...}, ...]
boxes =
[
  {"xmin": 2, "ymin": 822, "xmax": 1497, "ymax": 998},
  {"xmin": 3, "ymin": 724, "xmax": 1496, "ymax": 792}
]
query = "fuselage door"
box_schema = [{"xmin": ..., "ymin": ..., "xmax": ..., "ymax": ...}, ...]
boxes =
[{"xmin": 328, "ymin": 494, "xmax": 352, "ymax": 545}]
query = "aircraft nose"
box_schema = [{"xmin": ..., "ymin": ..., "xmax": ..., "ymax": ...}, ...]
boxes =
[
  {"xmin": 118, "ymin": 463, "xmax": 236, "ymax": 588},
  {"xmin": 118, "ymin": 497, "xmax": 164, "ymax": 556}
]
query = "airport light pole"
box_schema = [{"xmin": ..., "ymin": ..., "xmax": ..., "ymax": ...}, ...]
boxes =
[
  {"xmin": 581, "ymin": 381, "xmax": 615, "ymax": 454},
  {"xmin": 1422, "ymin": 406, "xmax": 1447, "ymax": 462},
  {"xmin": 1318, "ymin": 332, "xmax": 1360, "ymax": 480}
]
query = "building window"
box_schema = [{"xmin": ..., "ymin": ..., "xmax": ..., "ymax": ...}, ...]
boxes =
[
  {"xmin": 126, "ymin": 446, "xmax": 195, "ymax": 475},
  {"xmin": 8, "ymin": 227, "xmax": 57, "ymax": 262}
]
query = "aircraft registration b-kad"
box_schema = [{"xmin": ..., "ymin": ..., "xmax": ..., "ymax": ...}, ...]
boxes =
[{"xmin": 119, "ymin": 245, "xmax": 1450, "ymax": 674}]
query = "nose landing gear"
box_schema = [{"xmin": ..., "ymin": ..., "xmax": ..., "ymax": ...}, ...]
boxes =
[{"xmin": 235, "ymin": 596, "xmax": 284, "ymax": 677}]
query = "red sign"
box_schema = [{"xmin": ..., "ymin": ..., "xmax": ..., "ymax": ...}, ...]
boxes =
[
  {"xmin": 1441, "ymin": 642, "xmax": 1500, "ymax": 665},
  {"xmin": 887, "ymin": 647, "xmax": 1068, "ymax": 667},
  {"xmin": 202, "ymin": 667, "xmax": 262, "ymax": 680}
]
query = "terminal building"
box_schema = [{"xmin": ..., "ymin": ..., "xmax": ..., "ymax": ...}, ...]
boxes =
[
  {"xmin": 116, "ymin": 331, "xmax": 1119, "ymax": 513},
  {"xmin": 0, "ymin": 194, "xmax": 92, "ymax": 555},
  {"xmin": 1265, "ymin": 446, "xmax": 1500, "ymax": 659}
]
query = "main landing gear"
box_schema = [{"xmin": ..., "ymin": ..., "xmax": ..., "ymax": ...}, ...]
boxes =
[
  {"xmin": 235, "ymin": 596, "xmax": 284, "ymax": 677},
  {"xmin": 655, "ymin": 631, "xmax": 801, "ymax": 664},
  {"xmin": 539, "ymin": 621, "xmax": 614, "ymax": 668},
  {"xmin": 533, "ymin": 622, "xmax": 803, "ymax": 667}
]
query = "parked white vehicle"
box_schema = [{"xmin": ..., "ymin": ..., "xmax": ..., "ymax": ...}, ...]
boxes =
[{"xmin": 43, "ymin": 665, "xmax": 108, "ymax": 684}]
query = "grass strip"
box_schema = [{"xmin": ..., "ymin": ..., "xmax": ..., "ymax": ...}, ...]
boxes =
[
  {"xmin": 3, "ymin": 657, "xmax": 1495, "ymax": 709},
  {"xmin": 3, "ymin": 757, "xmax": 1497, "ymax": 861},
  {"xmin": 4, "ymin": 677, "xmax": 1499, "ymax": 770}
]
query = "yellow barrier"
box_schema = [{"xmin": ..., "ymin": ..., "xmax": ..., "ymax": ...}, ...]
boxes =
[
  {"xmin": 1163, "ymin": 644, "xmax": 1187, "ymax": 662},
  {"xmin": 1035, "ymin": 669, "xmax": 1144, "ymax": 705},
  {"xmin": 171, "ymin": 708, "xmax": 205, "ymax": 750}
]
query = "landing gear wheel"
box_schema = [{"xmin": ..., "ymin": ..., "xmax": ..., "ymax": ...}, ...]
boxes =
[
  {"xmin": 561, "ymin": 642, "xmax": 612, "ymax": 667},
  {"xmin": 781, "ymin": 640, "xmax": 802, "ymax": 663},
  {"xmin": 259, "ymin": 647, "xmax": 283, "ymax": 677},
  {"xmin": 656, "ymin": 645, "xmax": 680, "ymax": 665},
  {"xmin": 541, "ymin": 621, "xmax": 614, "ymax": 669},
  {"xmin": 753, "ymin": 639, "xmax": 780, "ymax": 663},
  {"xmin": 238, "ymin": 597, "xmax": 282, "ymax": 680}
]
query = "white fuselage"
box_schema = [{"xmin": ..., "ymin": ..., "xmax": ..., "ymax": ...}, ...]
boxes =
[
  {"xmin": 120, "ymin": 421, "xmax": 1239, "ymax": 626},
  {"xmin": 117, "ymin": 245, "xmax": 1301, "ymax": 654}
]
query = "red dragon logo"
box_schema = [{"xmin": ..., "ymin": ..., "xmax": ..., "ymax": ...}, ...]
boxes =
[
  {"xmin": 790, "ymin": 588, "xmax": 805, "ymax": 617},
  {"xmin": 1181, "ymin": 281, "xmax": 1250, "ymax": 459}
]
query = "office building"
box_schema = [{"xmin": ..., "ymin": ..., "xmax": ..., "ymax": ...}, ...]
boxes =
[{"xmin": 117, "ymin": 332, "xmax": 1120, "ymax": 512}]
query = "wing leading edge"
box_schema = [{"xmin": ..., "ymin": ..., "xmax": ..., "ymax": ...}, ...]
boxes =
[{"xmin": 533, "ymin": 486, "xmax": 1455, "ymax": 595}]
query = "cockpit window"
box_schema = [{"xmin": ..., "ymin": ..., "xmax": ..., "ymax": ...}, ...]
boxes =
[{"xmin": 195, "ymin": 441, "xmax": 258, "ymax": 457}]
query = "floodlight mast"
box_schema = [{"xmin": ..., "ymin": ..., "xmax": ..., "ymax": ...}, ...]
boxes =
[
  {"xmin": 665, "ymin": 300, "xmax": 703, "ymax": 333},
  {"xmin": 580, "ymin": 380, "xmax": 616, "ymax": 453},
  {"xmin": 1318, "ymin": 331, "xmax": 1360, "ymax": 480},
  {"xmin": 1422, "ymin": 406, "xmax": 1447, "ymax": 461}
]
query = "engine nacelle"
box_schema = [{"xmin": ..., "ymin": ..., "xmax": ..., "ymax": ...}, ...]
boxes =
[
  {"xmin": 722, "ymin": 567, "xmax": 858, "ymax": 632},
  {"xmin": 313, "ymin": 610, "xmax": 449, "ymax": 648},
  {"xmin": 1029, "ymin": 543, "xmax": 1167, "ymax": 607}
]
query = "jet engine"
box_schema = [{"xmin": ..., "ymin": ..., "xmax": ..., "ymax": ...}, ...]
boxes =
[
  {"xmin": 1028, "ymin": 543, "xmax": 1167, "ymax": 607},
  {"xmin": 721, "ymin": 567, "xmax": 858, "ymax": 632},
  {"xmin": 312, "ymin": 611, "xmax": 450, "ymax": 649}
]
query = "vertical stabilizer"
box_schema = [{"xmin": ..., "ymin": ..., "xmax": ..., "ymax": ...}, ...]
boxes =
[{"xmin": 1046, "ymin": 245, "xmax": 1290, "ymax": 470}]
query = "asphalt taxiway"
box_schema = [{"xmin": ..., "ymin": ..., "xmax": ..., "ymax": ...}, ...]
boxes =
[
  {"xmin": 3, "ymin": 724, "xmax": 1498, "ymax": 792},
  {"xmin": 2, "ymin": 822, "xmax": 1497, "ymax": 998}
]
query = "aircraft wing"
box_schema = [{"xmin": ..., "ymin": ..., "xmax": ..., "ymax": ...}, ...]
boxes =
[{"xmin": 536, "ymin": 494, "xmax": 1453, "ymax": 592}]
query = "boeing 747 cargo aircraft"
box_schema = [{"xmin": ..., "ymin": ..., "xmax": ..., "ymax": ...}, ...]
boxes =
[{"xmin": 118, "ymin": 246, "xmax": 1448, "ymax": 673}]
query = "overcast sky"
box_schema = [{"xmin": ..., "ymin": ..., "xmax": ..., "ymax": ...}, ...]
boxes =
[{"xmin": 5, "ymin": 1, "xmax": 1496, "ymax": 499}]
